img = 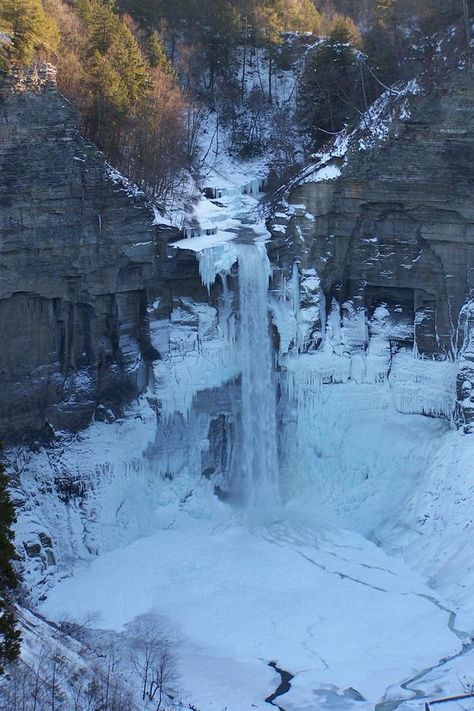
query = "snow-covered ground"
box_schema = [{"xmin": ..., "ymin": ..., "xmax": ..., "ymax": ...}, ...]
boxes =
[{"xmin": 39, "ymin": 495, "xmax": 464, "ymax": 711}]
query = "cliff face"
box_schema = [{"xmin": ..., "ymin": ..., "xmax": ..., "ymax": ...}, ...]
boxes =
[
  {"xmin": 268, "ymin": 66, "xmax": 474, "ymax": 429},
  {"xmin": 1, "ymin": 58, "xmax": 473, "ymax": 446},
  {"xmin": 0, "ymin": 65, "xmax": 194, "ymax": 441}
]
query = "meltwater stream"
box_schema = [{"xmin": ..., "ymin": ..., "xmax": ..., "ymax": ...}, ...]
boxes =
[{"xmin": 237, "ymin": 243, "xmax": 280, "ymax": 509}]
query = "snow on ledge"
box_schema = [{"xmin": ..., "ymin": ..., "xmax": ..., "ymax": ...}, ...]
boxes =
[
  {"xmin": 172, "ymin": 230, "xmax": 238, "ymax": 253},
  {"xmin": 301, "ymin": 163, "xmax": 341, "ymax": 184},
  {"xmin": 291, "ymin": 77, "xmax": 423, "ymax": 191}
]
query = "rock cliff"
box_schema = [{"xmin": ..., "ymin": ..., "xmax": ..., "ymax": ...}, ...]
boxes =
[
  {"xmin": 268, "ymin": 65, "xmax": 474, "ymax": 429},
  {"xmin": 2, "ymin": 58, "xmax": 474, "ymax": 445},
  {"xmin": 0, "ymin": 65, "xmax": 198, "ymax": 441}
]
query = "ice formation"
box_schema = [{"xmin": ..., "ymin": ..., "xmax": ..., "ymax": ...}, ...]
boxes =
[{"xmin": 198, "ymin": 242, "xmax": 240, "ymax": 292}]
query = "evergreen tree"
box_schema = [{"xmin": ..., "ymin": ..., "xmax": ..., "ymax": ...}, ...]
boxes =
[
  {"xmin": 253, "ymin": 2, "xmax": 284, "ymax": 103},
  {"xmin": 0, "ymin": 0, "xmax": 59, "ymax": 69},
  {"xmin": 117, "ymin": 0, "xmax": 163, "ymax": 31},
  {"xmin": 146, "ymin": 31, "xmax": 173, "ymax": 73},
  {"xmin": 199, "ymin": 0, "xmax": 240, "ymax": 92},
  {"xmin": 276, "ymin": 0, "xmax": 322, "ymax": 34},
  {"xmin": 0, "ymin": 446, "xmax": 21, "ymax": 674},
  {"xmin": 329, "ymin": 13, "xmax": 362, "ymax": 46},
  {"xmin": 75, "ymin": 0, "xmax": 150, "ymax": 156},
  {"xmin": 300, "ymin": 18, "xmax": 363, "ymax": 142}
]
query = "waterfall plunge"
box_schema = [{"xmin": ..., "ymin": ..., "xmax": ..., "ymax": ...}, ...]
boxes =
[{"xmin": 237, "ymin": 243, "xmax": 280, "ymax": 510}]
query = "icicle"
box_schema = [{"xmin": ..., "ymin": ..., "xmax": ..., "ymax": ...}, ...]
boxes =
[
  {"xmin": 198, "ymin": 243, "xmax": 239, "ymax": 291},
  {"xmin": 217, "ymin": 274, "xmax": 236, "ymax": 344},
  {"xmin": 291, "ymin": 261, "xmax": 300, "ymax": 316}
]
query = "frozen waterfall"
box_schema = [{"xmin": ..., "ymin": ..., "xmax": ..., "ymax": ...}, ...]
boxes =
[{"xmin": 237, "ymin": 243, "xmax": 280, "ymax": 509}]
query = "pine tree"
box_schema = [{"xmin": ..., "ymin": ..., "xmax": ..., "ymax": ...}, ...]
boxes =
[
  {"xmin": 276, "ymin": 0, "xmax": 322, "ymax": 34},
  {"xmin": 0, "ymin": 0, "xmax": 59, "ymax": 69},
  {"xmin": 299, "ymin": 17, "xmax": 364, "ymax": 143},
  {"xmin": 199, "ymin": 0, "xmax": 240, "ymax": 92},
  {"xmin": 0, "ymin": 446, "xmax": 21, "ymax": 674},
  {"xmin": 146, "ymin": 32, "xmax": 173, "ymax": 74}
]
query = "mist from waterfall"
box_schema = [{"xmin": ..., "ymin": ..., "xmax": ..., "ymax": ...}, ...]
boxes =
[{"xmin": 237, "ymin": 243, "xmax": 280, "ymax": 510}]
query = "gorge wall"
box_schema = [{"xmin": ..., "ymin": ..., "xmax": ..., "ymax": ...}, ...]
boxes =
[
  {"xmin": 268, "ymin": 65, "xmax": 474, "ymax": 430},
  {"xmin": 0, "ymin": 65, "xmax": 208, "ymax": 442},
  {"xmin": 3, "ymin": 61, "xmax": 473, "ymax": 447}
]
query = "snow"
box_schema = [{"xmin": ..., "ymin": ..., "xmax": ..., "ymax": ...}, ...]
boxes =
[
  {"xmin": 173, "ymin": 229, "xmax": 237, "ymax": 252},
  {"xmin": 19, "ymin": 330, "xmax": 474, "ymax": 709},
  {"xmin": 15, "ymin": 345, "xmax": 474, "ymax": 710},
  {"xmin": 171, "ymin": 139, "xmax": 270, "ymax": 259},
  {"xmin": 198, "ymin": 242, "xmax": 240, "ymax": 289},
  {"xmin": 292, "ymin": 77, "xmax": 423, "ymax": 192},
  {"xmin": 7, "ymin": 293, "xmax": 469, "ymax": 706},
  {"xmin": 301, "ymin": 163, "xmax": 341, "ymax": 183},
  {"xmin": 39, "ymin": 505, "xmax": 462, "ymax": 711},
  {"xmin": 153, "ymin": 158, "xmax": 274, "ymax": 422},
  {"xmin": 105, "ymin": 164, "xmax": 145, "ymax": 200},
  {"xmin": 150, "ymin": 298, "xmax": 239, "ymax": 419},
  {"xmin": 389, "ymin": 351, "xmax": 457, "ymax": 420}
]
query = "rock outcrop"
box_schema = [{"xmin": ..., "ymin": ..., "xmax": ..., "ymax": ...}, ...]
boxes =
[
  {"xmin": 0, "ymin": 65, "xmax": 196, "ymax": 441},
  {"xmin": 268, "ymin": 65, "xmax": 474, "ymax": 426}
]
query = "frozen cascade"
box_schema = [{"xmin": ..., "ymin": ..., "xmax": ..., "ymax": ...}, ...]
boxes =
[
  {"xmin": 237, "ymin": 243, "xmax": 280, "ymax": 509},
  {"xmin": 198, "ymin": 242, "xmax": 239, "ymax": 291}
]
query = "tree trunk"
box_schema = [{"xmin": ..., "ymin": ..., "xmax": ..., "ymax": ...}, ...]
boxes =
[
  {"xmin": 462, "ymin": 0, "xmax": 471, "ymax": 65},
  {"xmin": 51, "ymin": 662, "xmax": 56, "ymax": 711},
  {"xmin": 242, "ymin": 40, "xmax": 247, "ymax": 102},
  {"xmin": 268, "ymin": 50, "xmax": 272, "ymax": 103}
]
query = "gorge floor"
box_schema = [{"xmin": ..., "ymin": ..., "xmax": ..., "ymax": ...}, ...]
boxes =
[{"xmin": 39, "ymin": 497, "xmax": 465, "ymax": 711}]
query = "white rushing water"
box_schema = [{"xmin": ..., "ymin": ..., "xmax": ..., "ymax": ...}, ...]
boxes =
[{"xmin": 237, "ymin": 243, "xmax": 280, "ymax": 509}]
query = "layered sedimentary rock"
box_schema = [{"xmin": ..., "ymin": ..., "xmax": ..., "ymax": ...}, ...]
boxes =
[
  {"xmin": 0, "ymin": 65, "xmax": 204, "ymax": 440},
  {"xmin": 268, "ymin": 66, "xmax": 474, "ymax": 428}
]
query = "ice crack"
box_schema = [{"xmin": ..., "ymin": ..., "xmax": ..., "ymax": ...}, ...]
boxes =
[{"xmin": 265, "ymin": 661, "xmax": 294, "ymax": 711}]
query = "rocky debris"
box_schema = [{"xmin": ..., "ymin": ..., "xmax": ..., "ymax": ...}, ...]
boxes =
[{"xmin": 23, "ymin": 533, "xmax": 55, "ymax": 575}]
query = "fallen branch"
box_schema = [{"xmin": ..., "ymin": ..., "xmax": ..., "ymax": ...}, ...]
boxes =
[{"xmin": 425, "ymin": 691, "xmax": 474, "ymax": 710}]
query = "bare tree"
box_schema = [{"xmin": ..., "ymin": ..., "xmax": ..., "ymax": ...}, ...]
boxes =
[
  {"xmin": 462, "ymin": 0, "xmax": 472, "ymax": 65},
  {"xmin": 0, "ymin": 637, "xmax": 136, "ymax": 711},
  {"xmin": 48, "ymin": 648, "xmax": 65, "ymax": 711},
  {"xmin": 130, "ymin": 617, "xmax": 164, "ymax": 702},
  {"xmin": 85, "ymin": 645, "xmax": 134, "ymax": 711},
  {"xmin": 123, "ymin": 67, "xmax": 190, "ymax": 201},
  {"xmin": 0, "ymin": 649, "xmax": 54, "ymax": 711},
  {"xmin": 148, "ymin": 642, "xmax": 178, "ymax": 711},
  {"xmin": 128, "ymin": 614, "xmax": 179, "ymax": 710}
]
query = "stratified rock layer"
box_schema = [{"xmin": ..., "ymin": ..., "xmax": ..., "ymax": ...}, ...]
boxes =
[
  {"xmin": 0, "ymin": 66, "xmax": 191, "ymax": 440},
  {"xmin": 269, "ymin": 67, "xmax": 474, "ymax": 428}
]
